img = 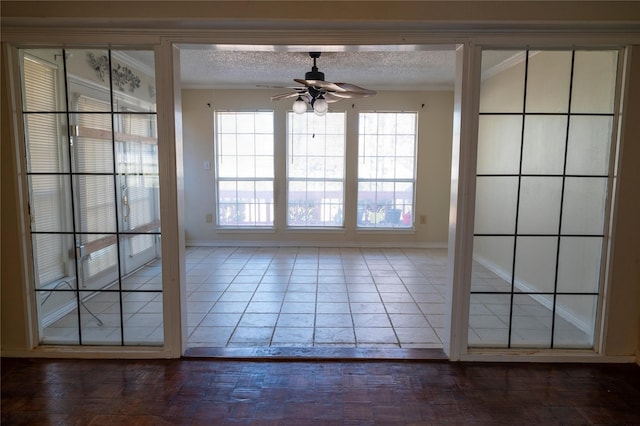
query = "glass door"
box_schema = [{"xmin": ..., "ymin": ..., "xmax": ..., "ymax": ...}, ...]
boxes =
[
  {"xmin": 469, "ymin": 49, "xmax": 621, "ymax": 349},
  {"xmin": 21, "ymin": 48, "xmax": 163, "ymax": 346}
]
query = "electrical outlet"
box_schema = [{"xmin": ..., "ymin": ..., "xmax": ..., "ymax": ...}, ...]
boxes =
[
  {"xmin": 205, "ymin": 213, "xmax": 213, "ymax": 223},
  {"xmin": 419, "ymin": 215, "xmax": 427, "ymax": 225}
]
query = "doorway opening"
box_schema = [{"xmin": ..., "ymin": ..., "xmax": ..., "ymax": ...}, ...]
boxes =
[{"xmin": 178, "ymin": 44, "xmax": 459, "ymax": 356}]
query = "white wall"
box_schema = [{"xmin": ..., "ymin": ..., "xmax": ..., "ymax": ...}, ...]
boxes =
[{"xmin": 182, "ymin": 89, "xmax": 454, "ymax": 247}]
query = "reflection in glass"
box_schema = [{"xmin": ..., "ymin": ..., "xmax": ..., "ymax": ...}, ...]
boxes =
[
  {"xmin": 554, "ymin": 295, "xmax": 597, "ymax": 348},
  {"xmin": 21, "ymin": 49, "xmax": 65, "ymax": 112},
  {"xmin": 472, "ymin": 236, "xmax": 513, "ymax": 293},
  {"xmin": 511, "ymin": 294, "xmax": 552, "ymax": 348},
  {"xmin": 80, "ymin": 291, "xmax": 122, "ymax": 345},
  {"xmin": 111, "ymin": 50, "xmax": 157, "ymax": 113},
  {"xmin": 557, "ymin": 237, "xmax": 603, "ymax": 293},
  {"xmin": 24, "ymin": 114, "xmax": 69, "ymax": 173},
  {"xmin": 514, "ymin": 237, "xmax": 557, "ymax": 294},
  {"xmin": 38, "ymin": 294, "xmax": 80, "ymax": 345},
  {"xmin": 123, "ymin": 292, "xmax": 163, "ymax": 345},
  {"xmin": 468, "ymin": 294, "xmax": 510, "ymax": 347}
]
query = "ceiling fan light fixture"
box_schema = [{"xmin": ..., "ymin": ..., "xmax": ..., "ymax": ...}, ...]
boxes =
[
  {"xmin": 293, "ymin": 95, "xmax": 308, "ymax": 114},
  {"xmin": 313, "ymin": 95, "xmax": 328, "ymax": 116}
]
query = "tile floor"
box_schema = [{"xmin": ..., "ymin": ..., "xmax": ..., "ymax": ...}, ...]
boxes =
[
  {"xmin": 186, "ymin": 246, "xmax": 448, "ymax": 349},
  {"xmin": 39, "ymin": 245, "xmax": 590, "ymax": 351}
]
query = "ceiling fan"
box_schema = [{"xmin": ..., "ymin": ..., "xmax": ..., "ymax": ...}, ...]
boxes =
[{"xmin": 270, "ymin": 52, "xmax": 376, "ymax": 116}]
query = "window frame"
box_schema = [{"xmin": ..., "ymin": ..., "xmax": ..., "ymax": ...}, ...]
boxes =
[
  {"xmin": 285, "ymin": 111, "xmax": 347, "ymax": 229},
  {"xmin": 213, "ymin": 110, "xmax": 276, "ymax": 229},
  {"xmin": 356, "ymin": 111, "xmax": 419, "ymax": 230}
]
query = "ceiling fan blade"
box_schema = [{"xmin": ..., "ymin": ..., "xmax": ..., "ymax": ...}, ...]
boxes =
[
  {"xmin": 258, "ymin": 84, "xmax": 305, "ymax": 90},
  {"xmin": 271, "ymin": 92, "xmax": 304, "ymax": 101},
  {"xmin": 325, "ymin": 91, "xmax": 374, "ymax": 100},
  {"xmin": 334, "ymin": 83, "xmax": 377, "ymax": 96},
  {"xmin": 294, "ymin": 79, "xmax": 347, "ymax": 93},
  {"xmin": 323, "ymin": 93, "xmax": 343, "ymax": 103}
]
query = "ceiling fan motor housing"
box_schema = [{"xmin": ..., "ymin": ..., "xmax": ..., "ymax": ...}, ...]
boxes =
[{"xmin": 305, "ymin": 52, "xmax": 325, "ymax": 81}]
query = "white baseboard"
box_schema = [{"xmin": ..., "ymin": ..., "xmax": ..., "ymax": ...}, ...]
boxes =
[
  {"xmin": 473, "ymin": 255, "xmax": 592, "ymax": 334},
  {"xmin": 186, "ymin": 240, "xmax": 448, "ymax": 249}
]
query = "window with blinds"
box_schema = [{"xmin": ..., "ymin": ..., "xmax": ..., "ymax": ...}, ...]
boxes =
[
  {"xmin": 20, "ymin": 48, "xmax": 162, "ymax": 346},
  {"xmin": 22, "ymin": 55, "xmax": 70, "ymax": 286}
]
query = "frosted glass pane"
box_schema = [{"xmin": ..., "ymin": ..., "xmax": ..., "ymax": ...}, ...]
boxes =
[
  {"xmin": 480, "ymin": 50, "xmax": 525, "ymax": 113},
  {"xmin": 474, "ymin": 177, "xmax": 518, "ymax": 234},
  {"xmin": 571, "ymin": 50, "xmax": 618, "ymax": 114},
  {"xmin": 521, "ymin": 116, "xmax": 567, "ymax": 174},
  {"xmin": 468, "ymin": 294, "xmax": 510, "ymax": 347},
  {"xmin": 476, "ymin": 115, "xmax": 522, "ymax": 174},
  {"xmin": 472, "ymin": 236, "xmax": 513, "ymax": 293},
  {"xmin": 526, "ymin": 51, "xmax": 572, "ymax": 113},
  {"xmin": 511, "ymin": 294, "xmax": 552, "ymax": 348},
  {"xmin": 566, "ymin": 116, "xmax": 613, "ymax": 176},
  {"xmin": 518, "ymin": 177, "xmax": 562, "ymax": 234},
  {"xmin": 561, "ymin": 177, "xmax": 607, "ymax": 235},
  {"xmin": 66, "ymin": 49, "xmax": 111, "ymax": 109},
  {"xmin": 557, "ymin": 237, "xmax": 602, "ymax": 293},
  {"xmin": 514, "ymin": 237, "xmax": 557, "ymax": 293},
  {"xmin": 554, "ymin": 295, "xmax": 596, "ymax": 348}
]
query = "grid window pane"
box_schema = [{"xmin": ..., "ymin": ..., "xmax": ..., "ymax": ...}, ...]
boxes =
[
  {"xmin": 511, "ymin": 294, "xmax": 553, "ymax": 348},
  {"xmin": 472, "ymin": 236, "xmax": 513, "ymax": 293},
  {"xmin": 216, "ymin": 111, "xmax": 275, "ymax": 227},
  {"xmin": 554, "ymin": 295, "xmax": 597, "ymax": 348},
  {"xmin": 566, "ymin": 116, "xmax": 613, "ymax": 176},
  {"xmin": 517, "ymin": 177, "xmax": 562, "ymax": 234},
  {"xmin": 357, "ymin": 112, "xmax": 417, "ymax": 229},
  {"xmin": 287, "ymin": 112, "xmax": 345, "ymax": 227},
  {"xmin": 479, "ymin": 50, "xmax": 526, "ymax": 113},
  {"xmin": 514, "ymin": 237, "xmax": 557, "ymax": 294},
  {"xmin": 474, "ymin": 176, "xmax": 518, "ymax": 234},
  {"xmin": 571, "ymin": 50, "xmax": 618, "ymax": 114},
  {"xmin": 477, "ymin": 115, "xmax": 522, "ymax": 174},
  {"xmin": 521, "ymin": 115, "xmax": 567, "ymax": 175},
  {"xmin": 525, "ymin": 51, "xmax": 572, "ymax": 113},
  {"xmin": 473, "ymin": 48, "xmax": 618, "ymax": 350},
  {"xmin": 21, "ymin": 48, "xmax": 162, "ymax": 347}
]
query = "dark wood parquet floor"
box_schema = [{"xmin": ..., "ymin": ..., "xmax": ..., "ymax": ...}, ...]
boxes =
[{"xmin": 2, "ymin": 357, "xmax": 640, "ymax": 425}]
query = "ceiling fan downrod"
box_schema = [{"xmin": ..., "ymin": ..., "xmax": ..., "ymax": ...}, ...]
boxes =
[{"xmin": 305, "ymin": 52, "xmax": 325, "ymax": 81}]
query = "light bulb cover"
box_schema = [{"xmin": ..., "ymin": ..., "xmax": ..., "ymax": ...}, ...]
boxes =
[
  {"xmin": 293, "ymin": 96, "xmax": 308, "ymax": 114},
  {"xmin": 313, "ymin": 96, "xmax": 328, "ymax": 116}
]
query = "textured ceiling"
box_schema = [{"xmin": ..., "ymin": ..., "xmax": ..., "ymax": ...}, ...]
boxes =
[
  {"xmin": 127, "ymin": 46, "xmax": 517, "ymax": 91},
  {"xmin": 178, "ymin": 47, "xmax": 458, "ymax": 91}
]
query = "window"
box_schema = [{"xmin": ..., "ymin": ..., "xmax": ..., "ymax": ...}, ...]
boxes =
[
  {"xmin": 357, "ymin": 112, "xmax": 417, "ymax": 228},
  {"xmin": 21, "ymin": 48, "xmax": 162, "ymax": 346},
  {"xmin": 287, "ymin": 112, "xmax": 346, "ymax": 227},
  {"xmin": 215, "ymin": 111, "xmax": 274, "ymax": 227},
  {"xmin": 471, "ymin": 49, "xmax": 620, "ymax": 349}
]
